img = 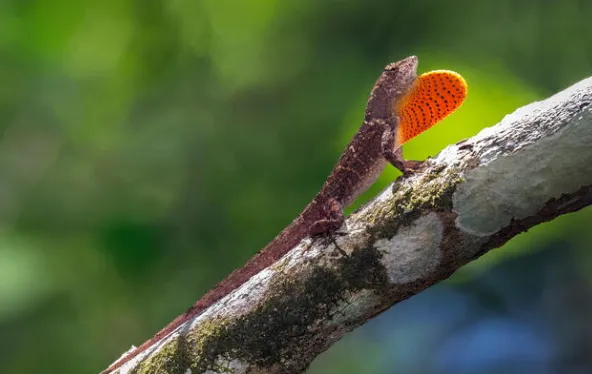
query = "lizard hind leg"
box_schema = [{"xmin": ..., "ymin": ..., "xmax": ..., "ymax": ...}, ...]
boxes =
[
  {"xmin": 308, "ymin": 198, "xmax": 344, "ymax": 236},
  {"xmin": 308, "ymin": 198, "xmax": 348, "ymax": 256}
]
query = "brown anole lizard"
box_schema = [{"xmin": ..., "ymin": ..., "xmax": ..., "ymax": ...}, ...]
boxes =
[{"xmin": 103, "ymin": 55, "xmax": 467, "ymax": 373}]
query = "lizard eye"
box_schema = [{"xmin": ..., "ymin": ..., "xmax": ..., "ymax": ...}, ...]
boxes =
[
  {"xmin": 384, "ymin": 55, "xmax": 418, "ymax": 72},
  {"xmin": 395, "ymin": 70, "xmax": 467, "ymax": 144}
]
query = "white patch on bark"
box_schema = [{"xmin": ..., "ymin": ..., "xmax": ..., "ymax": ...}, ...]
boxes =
[
  {"xmin": 453, "ymin": 78, "xmax": 592, "ymax": 236},
  {"xmin": 375, "ymin": 213, "xmax": 443, "ymax": 284},
  {"xmin": 328, "ymin": 289, "xmax": 381, "ymax": 326},
  {"xmin": 204, "ymin": 358, "xmax": 246, "ymax": 374}
]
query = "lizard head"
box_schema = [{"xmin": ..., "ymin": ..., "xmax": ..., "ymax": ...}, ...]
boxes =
[
  {"xmin": 365, "ymin": 56, "xmax": 419, "ymax": 121},
  {"xmin": 384, "ymin": 55, "xmax": 419, "ymax": 82}
]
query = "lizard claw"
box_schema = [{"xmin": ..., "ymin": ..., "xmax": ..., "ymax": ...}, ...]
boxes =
[
  {"xmin": 333, "ymin": 230, "xmax": 348, "ymax": 237},
  {"xmin": 401, "ymin": 160, "xmax": 425, "ymax": 176}
]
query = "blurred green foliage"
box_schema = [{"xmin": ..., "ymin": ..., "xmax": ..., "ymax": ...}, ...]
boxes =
[{"xmin": 0, "ymin": 0, "xmax": 590, "ymax": 373}]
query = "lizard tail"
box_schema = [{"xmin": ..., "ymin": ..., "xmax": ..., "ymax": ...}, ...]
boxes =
[{"xmin": 103, "ymin": 210, "xmax": 313, "ymax": 373}]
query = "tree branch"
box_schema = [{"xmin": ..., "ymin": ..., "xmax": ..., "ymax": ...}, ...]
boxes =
[{"xmin": 107, "ymin": 76, "xmax": 592, "ymax": 374}]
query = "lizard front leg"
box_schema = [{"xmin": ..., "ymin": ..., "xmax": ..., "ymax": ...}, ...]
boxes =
[
  {"xmin": 308, "ymin": 198, "xmax": 344, "ymax": 235},
  {"xmin": 380, "ymin": 117, "xmax": 424, "ymax": 175}
]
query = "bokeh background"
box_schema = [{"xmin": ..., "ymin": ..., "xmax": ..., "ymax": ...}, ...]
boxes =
[{"xmin": 1, "ymin": 1, "xmax": 591, "ymax": 373}]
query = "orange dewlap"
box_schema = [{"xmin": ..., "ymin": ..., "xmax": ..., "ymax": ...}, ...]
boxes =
[{"xmin": 395, "ymin": 70, "xmax": 467, "ymax": 145}]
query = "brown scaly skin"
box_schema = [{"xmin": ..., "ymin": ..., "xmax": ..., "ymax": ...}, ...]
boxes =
[{"xmin": 103, "ymin": 56, "xmax": 420, "ymax": 373}]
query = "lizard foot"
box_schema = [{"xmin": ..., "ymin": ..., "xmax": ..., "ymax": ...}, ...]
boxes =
[
  {"xmin": 385, "ymin": 146, "xmax": 426, "ymax": 176},
  {"xmin": 399, "ymin": 159, "xmax": 426, "ymax": 176}
]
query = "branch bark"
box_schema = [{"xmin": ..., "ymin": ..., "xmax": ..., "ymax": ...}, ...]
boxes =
[{"xmin": 107, "ymin": 76, "xmax": 592, "ymax": 374}]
